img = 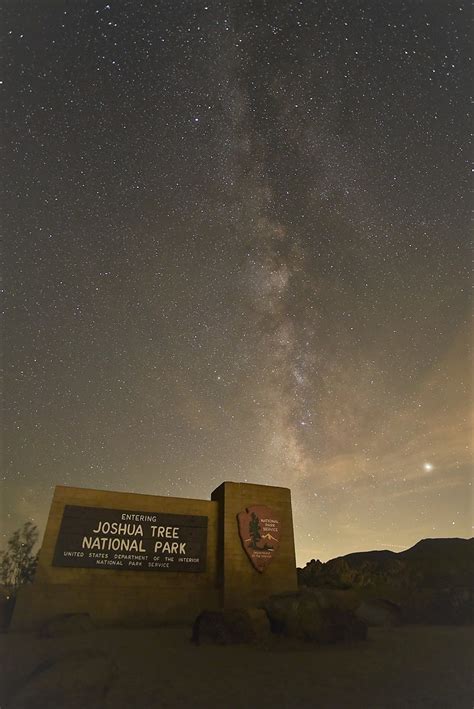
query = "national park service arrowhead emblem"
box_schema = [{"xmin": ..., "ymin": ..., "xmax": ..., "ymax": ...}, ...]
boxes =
[{"xmin": 237, "ymin": 505, "xmax": 281, "ymax": 572}]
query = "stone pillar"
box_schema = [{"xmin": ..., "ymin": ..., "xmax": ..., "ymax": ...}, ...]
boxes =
[{"xmin": 211, "ymin": 481, "xmax": 297, "ymax": 608}]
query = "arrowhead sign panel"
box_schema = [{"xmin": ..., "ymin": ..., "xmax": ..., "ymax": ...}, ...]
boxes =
[{"xmin": 237, "ymin": 505, "xmax": 281, "ymax": 572}]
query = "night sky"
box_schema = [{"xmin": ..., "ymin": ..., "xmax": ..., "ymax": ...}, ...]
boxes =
[{"xmin": 3, "ymin": 1, "xmax": 471, "ymax": 564}]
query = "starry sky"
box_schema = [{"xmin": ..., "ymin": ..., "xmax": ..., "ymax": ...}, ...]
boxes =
[{"xmin": 3, "ymin": 0, "xmax": 472, "ymax": 564}]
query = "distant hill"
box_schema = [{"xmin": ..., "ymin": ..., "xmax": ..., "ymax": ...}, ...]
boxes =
[
  {"xmin": 298, "ymin": 538, "xmax": 473, "ymax": 623},
  {"xmin": 299, "ymin": 538, "xmax": 473, "ymax": 589}
]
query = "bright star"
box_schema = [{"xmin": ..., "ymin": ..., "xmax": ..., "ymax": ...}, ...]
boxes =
[{"xmin": 423, "ymin": 462, "xmax": 434, "ymax": 471}]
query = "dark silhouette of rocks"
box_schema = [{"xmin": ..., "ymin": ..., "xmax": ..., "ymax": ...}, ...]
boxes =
[
  {"xmin": 191, "ymin": 608, "xmax": 270, "ymax": 645},
  {"xmin": 191, "ymin": 591, "xmax": 367, "ymax": 646},
  {"xmin": 262, "ymin": 590, "xmax": 367, "ymax": 643},
  {"xmin": 298, "ymin": 537, "xmax": 474, "ymax": 624},
  {"xmin": 355, "ymin": 599, "xmax": 402, "ymax": 627}
]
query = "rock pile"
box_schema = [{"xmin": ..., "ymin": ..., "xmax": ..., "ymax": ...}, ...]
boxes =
[
  {"xmin": 262, "ymin": 590, "xmax": 367, "ymax": 643},
  {"xmin": 192, "ymin": 590, "xmax": 367, "ymax": 646}
]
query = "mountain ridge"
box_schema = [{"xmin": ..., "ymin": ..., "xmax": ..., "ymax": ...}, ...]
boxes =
[{"xmin": 315, "ymin": 537, "xmax": 473, "ymax": 566}]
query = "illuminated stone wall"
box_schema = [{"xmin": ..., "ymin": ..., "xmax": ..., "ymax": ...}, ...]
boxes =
[{"xmin": 212, "ymin": 481, "xmax": 298, "ymax": 609}]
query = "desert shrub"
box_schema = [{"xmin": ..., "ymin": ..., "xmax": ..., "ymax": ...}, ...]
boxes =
[{"xmin": 0, "ymin": 522, "xmax": 39, "ymax": 595}]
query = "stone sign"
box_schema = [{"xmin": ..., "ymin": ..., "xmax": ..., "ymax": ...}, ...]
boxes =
[
  {"xmin": 53, "ymin": 504, "xmax": 207, "ymax": 572},
  {"xmin": 237, "ymin": 505, "xmax": 280, "ymax": 572},
  {"xmin": 11, "ymin": 482, "xmax": 297, "ymax": 631}
]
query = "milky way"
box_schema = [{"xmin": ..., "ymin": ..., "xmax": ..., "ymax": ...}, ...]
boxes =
[{"xmin": 3, "ymin": 1, "xmax": 471, "ymax": 563}]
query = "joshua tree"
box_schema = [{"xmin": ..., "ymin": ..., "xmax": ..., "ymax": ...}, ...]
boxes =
[
  {"xmin": 0, "ymin": 522, "xmax": 39, "ymax": 595},
  {"xmin": 248, "ymin": 512, "xmax": 262, "ymax": 549}
]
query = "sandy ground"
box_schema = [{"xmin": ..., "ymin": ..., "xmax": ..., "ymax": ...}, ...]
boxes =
[{"xmin": 0, "ymin": 625, "xmax": 472, "ymax": 709}]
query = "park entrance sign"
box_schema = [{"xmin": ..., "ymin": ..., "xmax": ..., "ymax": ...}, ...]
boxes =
[
  {"xmin": 12, "ymin": 481, "xmax": 297, "ymax": 630},
  {"xmin": 53, "ymin": 505, "xmax": 207, "ymax": 572}
]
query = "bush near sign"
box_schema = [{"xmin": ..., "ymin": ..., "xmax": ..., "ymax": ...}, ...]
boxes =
[{"xmin": 53, "ymin": 505, "xmax": 207, "ymax": 572}]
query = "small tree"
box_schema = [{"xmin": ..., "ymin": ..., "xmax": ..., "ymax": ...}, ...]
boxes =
[
  {"xmin": 0, "ymin": 522, "xmax": 39, "ymax": 595},
  {"xmin": 248, "ymin": 512, "xmax": 261, "ymax": 549}
]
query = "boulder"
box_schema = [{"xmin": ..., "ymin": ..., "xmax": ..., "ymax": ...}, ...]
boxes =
[
  {"xmin": 8, "ymin": 650, "xmax": 115, "ymax": 709},
  {"xmin": 304, "ymin": 587, "xmax": 360, "ymax": 611},
  {"xmin": 39, "ymin": 613, "xmax": 96, "ymax": 638},
  {"xmin": 262, "ymin": 592, "xmax": 302, "ymax": 635},
  {"xmin": 356, "ymin": 599, "xmax": 401, "ymax": 627},
  {"xmin": 318, "ymin": 608, "xmax": 367, "ymax": 643},
  {"xmin": 192, "ymin": 608, "xmax": 270, "ymax": 645},
  {"xmin": 262, "ymin": 592, "xmax": 367, "ymax": 643}
]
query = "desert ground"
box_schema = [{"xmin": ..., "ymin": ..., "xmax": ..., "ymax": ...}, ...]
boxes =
[{"xmin": 1, "ymin": 625, "xmax": 472, "ymax": 709}]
